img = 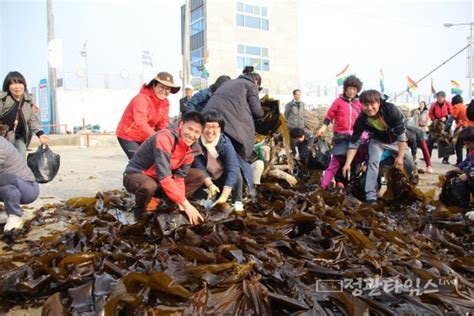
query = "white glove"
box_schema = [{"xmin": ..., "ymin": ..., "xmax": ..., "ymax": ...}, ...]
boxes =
[{"xmin": 465, "ymin": 211, "xmax": 474, "ymax": 221}]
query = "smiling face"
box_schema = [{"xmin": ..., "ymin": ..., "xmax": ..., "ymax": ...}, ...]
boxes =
[
  {"xmin": 9, "ymin": 81, "xmax": 25, "ymax": 100},
  {"xmin": 179, "ymin": 120, "xmax": 203, "ymax": 146},
  {"xmin": 202, "ymin": 121, "xmax": 221, "ymax": 143},
  {"xmin": 153, "ymin": 83, "xmax": 171, "ymax": 100},
  {"xmin": 362, "ymin": 100, "xmax": 381, "ymax": 117},
  {"xmin": 345, "ymin": 86, "xmax": 358, "ymax": 100}
]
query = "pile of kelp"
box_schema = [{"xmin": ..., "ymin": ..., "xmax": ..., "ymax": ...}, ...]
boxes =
[{"xmin": 0, "ymin": 175, "xmax": 473, "ymax": 315}]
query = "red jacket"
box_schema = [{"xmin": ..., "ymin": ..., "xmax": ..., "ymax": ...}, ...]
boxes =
[
  {"xmin": 323, "ymin": 95, "xmax": 362, "ymax": 134},
  {"xmin": 124, "ymin": 129, "xmax": 201, "ymax": 204},
  {"xmin": 116, "ymin": 85, "xmax": 170, "ymax": 142},
  {"xmin": 428, "ymin": 101, "xmax": 452, "ymax": 121}
]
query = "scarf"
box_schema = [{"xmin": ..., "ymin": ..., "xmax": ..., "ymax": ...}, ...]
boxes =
[{"xmin": 201, "ymin": 133, "xmax": 220, "ymax": 159}]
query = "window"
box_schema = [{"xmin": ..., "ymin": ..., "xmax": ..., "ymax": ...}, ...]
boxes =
[
  {"xmin": 191, "ymin": 60, "xmax": 203, "ymax": 76},
  {"xmin": 191, "ymin": 6, "xmax": 205, "ymax": 36},
  {"xmin": 191, "ymin": 48, "xmax": 203, "ymax": 62},
  {"xmin": 236, "ymin": 44, "xmax": 270, "ymax": 72},
  {"xmin": 236, "ymin": 2, "xmax": 269, "ymax": 31}
]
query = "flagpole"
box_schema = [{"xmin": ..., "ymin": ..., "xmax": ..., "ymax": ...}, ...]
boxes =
[{"xmin": 392, "ymin": 44, "xmax": 470, "ymax": 100}]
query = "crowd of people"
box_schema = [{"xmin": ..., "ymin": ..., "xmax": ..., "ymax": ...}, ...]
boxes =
[{"xmin": 2, "ymin": 68, "xmax": 474, "ymax": 233}]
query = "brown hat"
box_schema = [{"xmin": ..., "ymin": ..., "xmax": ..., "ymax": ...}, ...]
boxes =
[{"xmin": 155, "ymin": 72, "xmax": 180, "ymax": 94}]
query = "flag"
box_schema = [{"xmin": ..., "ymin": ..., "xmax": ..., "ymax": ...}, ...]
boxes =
[
  {"xmin": 451, "ymin": 80, "xmax": 462, "ymax": 95},
  {"xmin": 336, "ymin": 64, "xmax": 349, "ymax": 86},
  {"xmin": 431, "ymin": 78, "xmax": 436, "ymax": 98},
  {"xmin": 472, "ymin": 83, "xmax": 474, "ymax": 97},
  {"xmin": 407, "ymin": 76, "xmax": 417, "ymax": 96},
  {"xmin": 203, "ymin": 49, "xmax": 209, "ymax": 64},
  {"xmin": 79, "ymin": 40, "xmax": 87, "ymax": 58},
  {"xmin": 142, "ymin": 50, "xmax": 153, "ymax": 67},
  {"xmin": 199, "ymin": 64, "xmax": 209, "ymax": 79},
  {"xmin": 379, "ymin": 68, "xmax": 385, "ymax": 93}
]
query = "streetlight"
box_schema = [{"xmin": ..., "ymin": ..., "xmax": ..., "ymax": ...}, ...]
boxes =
[
  {"xmin": 444, "ymin": 22, "xmax": 474, "ymax": 100},
  {"xmin": 79, "ymin": 40, "xmax": 89, "ymax": 88}
]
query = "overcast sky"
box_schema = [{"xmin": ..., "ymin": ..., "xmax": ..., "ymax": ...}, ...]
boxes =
[{"xmin": 1, "ymin": 0, "xmax": 473, "ymax": 99}]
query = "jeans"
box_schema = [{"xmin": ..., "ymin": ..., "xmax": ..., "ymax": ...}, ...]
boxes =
[
  {"xmin": 14, "ymin": 137, "xmax": 27, "ymax": 159},
  {"xmin": 0, "ymin": 173, "xmax": 39, "ymax": 216},
  {"xmin": 365, "ymin": 139, "xmax": 415, "ymax": 201}
]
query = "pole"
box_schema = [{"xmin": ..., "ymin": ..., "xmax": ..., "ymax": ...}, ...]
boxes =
[
  {"xmin": 183, "ymin": 0, "xmax": 191, "ymax": 88},
  {"xmin": 392, "ymin": 44, "xmax": 470, "ymax": 100},
  {"xmin": 47, "ymin": 0, "xmax": 59, "ymax": 134},
  {"xmin": 469, "ymin": 24, "xmax": 473, "ymax": 100}
]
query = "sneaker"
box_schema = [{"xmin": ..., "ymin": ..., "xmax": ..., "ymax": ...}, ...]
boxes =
[
  {"xmin": 0, "ymin": 212, "xmax": 7, "ymax": 224},
  {"xmin": 233, "ymin": 201, "xmax": 244, "ymax": 212},
  {"xmin": 426, "ymin": 166, "xmax": 434, "ymax": 174},
  {"xmin": 336, "ymin": 182, "xmax": 345, "ymax": 189},
  {"xmin": 4, "ymin": 215, "xmax": 25, "ymax": 232},
  {"xmin": 442, "ymin": 159, "xmax": 450, "ymax": 165},
  {"xmin": 366, "ymin": 199, "xmax": 377, "ymax": 205}
]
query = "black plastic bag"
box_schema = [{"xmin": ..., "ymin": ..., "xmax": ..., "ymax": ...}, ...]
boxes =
[
  {"xmin": 27, "ymin": 145, "xmax": 60, "ymax": 183},
  {"xmin": 306, "ymin": 137, "xmax": 330, "ymax": 170},
  {"xmin": 440, "ymin": 176, "xmax": 470, "ymax": 208},
  {"xmin": 438, "ymin": 140, "xmax": 455, "ymax": 158}
]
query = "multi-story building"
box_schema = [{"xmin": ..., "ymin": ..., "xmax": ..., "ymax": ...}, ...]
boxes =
[{"xmin": 181, "ymin": 0, "xmax": 299, "ymax": 94}]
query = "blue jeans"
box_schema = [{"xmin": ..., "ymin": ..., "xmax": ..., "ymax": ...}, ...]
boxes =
[
  {"xmin": 14, "ymin": 137, "xmax": 27, "ymax": 159},
  {"xmin": 365, "ymin": 139, "xmax": 415, "ymax": 201},
  {"xmin": 0, "ymin": 173, "xmax": 39, "ymax": 216}
]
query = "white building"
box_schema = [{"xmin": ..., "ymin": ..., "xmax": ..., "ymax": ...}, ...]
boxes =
[{"xmin": 181, "ymin": 0, "xmax": 299, "ymax": 94}]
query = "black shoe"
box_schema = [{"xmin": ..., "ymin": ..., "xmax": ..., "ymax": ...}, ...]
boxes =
[
  {"xmin": 366, "ymin": 199, "xmax": 377, "ymax": 205},
  {"xmin": 442, "ymin": 159, "xmax": 450, "ymax": 165}
]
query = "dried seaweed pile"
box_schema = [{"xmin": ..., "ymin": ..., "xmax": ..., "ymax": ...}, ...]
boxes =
[{"xmin": 0, "ymin": 181, "xmax": 473, "ymax": 315}]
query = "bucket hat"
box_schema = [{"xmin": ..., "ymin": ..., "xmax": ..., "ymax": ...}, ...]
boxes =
[{"xmin": 155, "ymin": 72, "xmax": 180, "ymax": 94}]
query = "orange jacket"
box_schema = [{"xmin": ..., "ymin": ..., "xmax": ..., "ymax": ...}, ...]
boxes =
[
  {"xmin": 452, "ymin": 103, "xmax": 474, "ymax": 128},
  {"xmin": 116, "ymin": 85, "xmax": 170, "ymax": 142}
]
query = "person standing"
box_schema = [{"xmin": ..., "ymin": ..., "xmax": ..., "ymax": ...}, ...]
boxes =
[
  {"xmin": 123, "ymin": 111, "xmax": 206, "ymax": 224},
  {"xmin": 451, "ymin": 95, "xmax": 473, "ymax": 165},
  {"xmin": 0, "ymin": 71, "xmax": 48, "ymax": 157},
  {"xmin": 179, "ymin": 84, "xmax": 194, "ymax": 115},
  {"xmin": 0, "ymin": 137, "xmax": 40, "ymax": 232},
  {"xmin": 316, "ymin": 75, "xmax": 363, "ymax": 189},
  {"xmin": 116, "ymin": 72, "xmax": 180, "ymax": 159},
  {"xmin": 428, "ymin": 91, "xmax": 452, "ymax": 164},
  {"xmin": 284, "ymin": 89, "xmax": 306, "ymax": 130}
]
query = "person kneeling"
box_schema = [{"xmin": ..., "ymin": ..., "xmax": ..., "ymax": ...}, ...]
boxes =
[
  {"xmin": 190, "ymin": 111, "xmax": 244, "ymax": 210},
  {"xmin": 0, "ymin": 137, "xmax": 40, "ymax": 232},
  {"xmin": 342, "ymin": 90, "xmax": 415, "ymax": 204},
  {"xmin": 123, "ymin": 111, "xmax": 206, "ymax": 225}
]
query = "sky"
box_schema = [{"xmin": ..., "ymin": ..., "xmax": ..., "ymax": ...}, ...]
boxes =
[{"xmin": 1, "ymin": 0, "xmax": 473, "ymax": 101}]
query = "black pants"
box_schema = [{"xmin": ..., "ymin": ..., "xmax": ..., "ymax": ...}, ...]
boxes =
[
  {"xmin": 427, "ymin": 134, "xmax": 449, "ymax": 162},
  {"xmin": 117, "ymin": 137, "xmax": 141, "ymax": 160}
]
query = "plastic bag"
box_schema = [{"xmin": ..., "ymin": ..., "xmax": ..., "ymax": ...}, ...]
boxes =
[
  {"xmin": 27, "ymin": 145, "xmax": 60, "ymax": 183},
  {"xmin": 440, "ymin": 176, "xmax": 470, "ymax": 208},
  {"xmin": 306, "ymin": 137, "xmax": 330, "ymax": 170},
  {"xmin": 437, "ymin": 140, "xmax": 454, "ymax": 158}
]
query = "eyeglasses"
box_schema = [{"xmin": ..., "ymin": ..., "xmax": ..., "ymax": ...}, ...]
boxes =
[{"xmin": 156, "ymin": 84, "xmax": 171, "ymax": 92}]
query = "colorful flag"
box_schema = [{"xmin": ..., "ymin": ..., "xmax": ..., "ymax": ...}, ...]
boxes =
[
  {"xmin": 336, "ymin": 64, "xmax": 349, "ymax": 87},
  {"xmin": 472, "ymin": 83, "xmax": 474, "ymax": 97},
  {"xmin": 203, "ymin": 49, "xmax": 209, "ymax": 64},
  {"xmin": 199, "ymin": 64, "xmax": 209, "ymax": 79},
  {"xmin": 451, "ymin": 80, "xmax": 462, "ymax": 95},
  {"xmin": 142, "ymin": 50, "xmax": 153, "ymax": 67},
  {"xmin": 407, "ymin": 76, "xmax": 417, "ymax": 96},
  {"xmin": 431, "ymin": 78, "xmax": 436, "ymax": 98},
  {"xmin": 379, "ymin": 68, "xmax": 385, "ymax": 93}
]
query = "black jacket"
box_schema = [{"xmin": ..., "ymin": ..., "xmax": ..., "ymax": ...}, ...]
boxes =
[
  {"xmin": 202, "ymin": 75, "xmax": 263, "ymax": 161},
  {"xmin": 349, "ymin": 100, "xmax": 407, "ymax": 149}
]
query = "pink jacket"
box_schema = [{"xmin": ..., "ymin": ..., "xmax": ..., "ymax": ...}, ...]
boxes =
[{"xmin": 323, "ymin": 95, "xmax": 362, "ymax": 134}]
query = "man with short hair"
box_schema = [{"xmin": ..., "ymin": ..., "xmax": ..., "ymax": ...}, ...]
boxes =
[
  {"xmin": 284, "ymin": 89, "xmax": 306, "ymax": 129},
  {"xmin": 123, "ymin": 111, "xmax": 206, "ymax": 224},
  {"xmin": 179, "ymin": 84, "xmax": 194, "ymax": 115}
]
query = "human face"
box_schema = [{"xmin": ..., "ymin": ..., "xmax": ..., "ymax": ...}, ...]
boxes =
[
  {"xmin": 345, "ymin": 87, "xmax": 358, "ymax": 100},
  {"xmin": 9, "ymin": 81, "xmax": 25, "ymax": 101},
  {"xmin": 202, "ymin": 122, "xmax": 221, "ymax": 143},
  {"xmin": 154, "ymin": 83, "xmax": 171, "ymax": 100},
  {"xmin": 419, "ymin": 101, "xmax": 426, "ymax": 110},
  {"xmin": 179, "ymin": 120, "xmax": 203, "ymax": 146},
  {"xmin": 185, "ymin": 88, "xmax": 193, "ymax": 98},
  {"xmin": 362, "ymin": 101, "xmax": 380, "ymax": 117},
  {"xmin": 293, "ymin": 91, "xmax": 301, "ymax": 101},
  {"xmin": 436, "ymin": 95, "xmax": 445, "ymax": 104}
]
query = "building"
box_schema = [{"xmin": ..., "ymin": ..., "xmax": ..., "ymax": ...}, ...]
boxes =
[{"xmin": 181, "ymin": 0, "xmax": 299, "ymax": 94}]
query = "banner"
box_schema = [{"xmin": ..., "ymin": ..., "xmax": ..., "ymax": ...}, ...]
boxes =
[{"xmin": 38, "ymin": 79, "xmax": 52, "ymax": 134}]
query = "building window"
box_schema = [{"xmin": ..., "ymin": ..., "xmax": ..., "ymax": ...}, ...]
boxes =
[
  {"xmin": 191, "ymin": 6, "xmax": 205, "ymax": 36},
  {"xmin": 236, "ymin": 44, "xmax": 270, "ymax": 72},
  {"xmin": 236, "ymin": 2, "xmax": 269, "ymax": 31}
]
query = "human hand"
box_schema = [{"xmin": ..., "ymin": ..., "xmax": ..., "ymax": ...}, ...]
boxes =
[
  {"xmin": 394, "ymin": 156, "xmax": 404, "ymax": 169},
  {"xmin": 182, "ymin": 202, "xmax": 204, "ymax": 225},
  {"xmin": 316, "ymin": 125, "xmax": 327, "ymax": 137},
  {"xmin": 285, "ymin": 175, "xmax": 298, "ymax": 187},
  {"xmin": 207, "ymin": 184, "xmax": 220, "ymax": 199},
  {"xmin": 211, "ymin": 195, "xmax": 228, "ymax": 208},
  {"xmin": 39, "ymin": 134, "xmax": 49, "ymax": 144},
  {"xmin": 342, "ymin": 164, "xmax": 351, "ymax": 178}
]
